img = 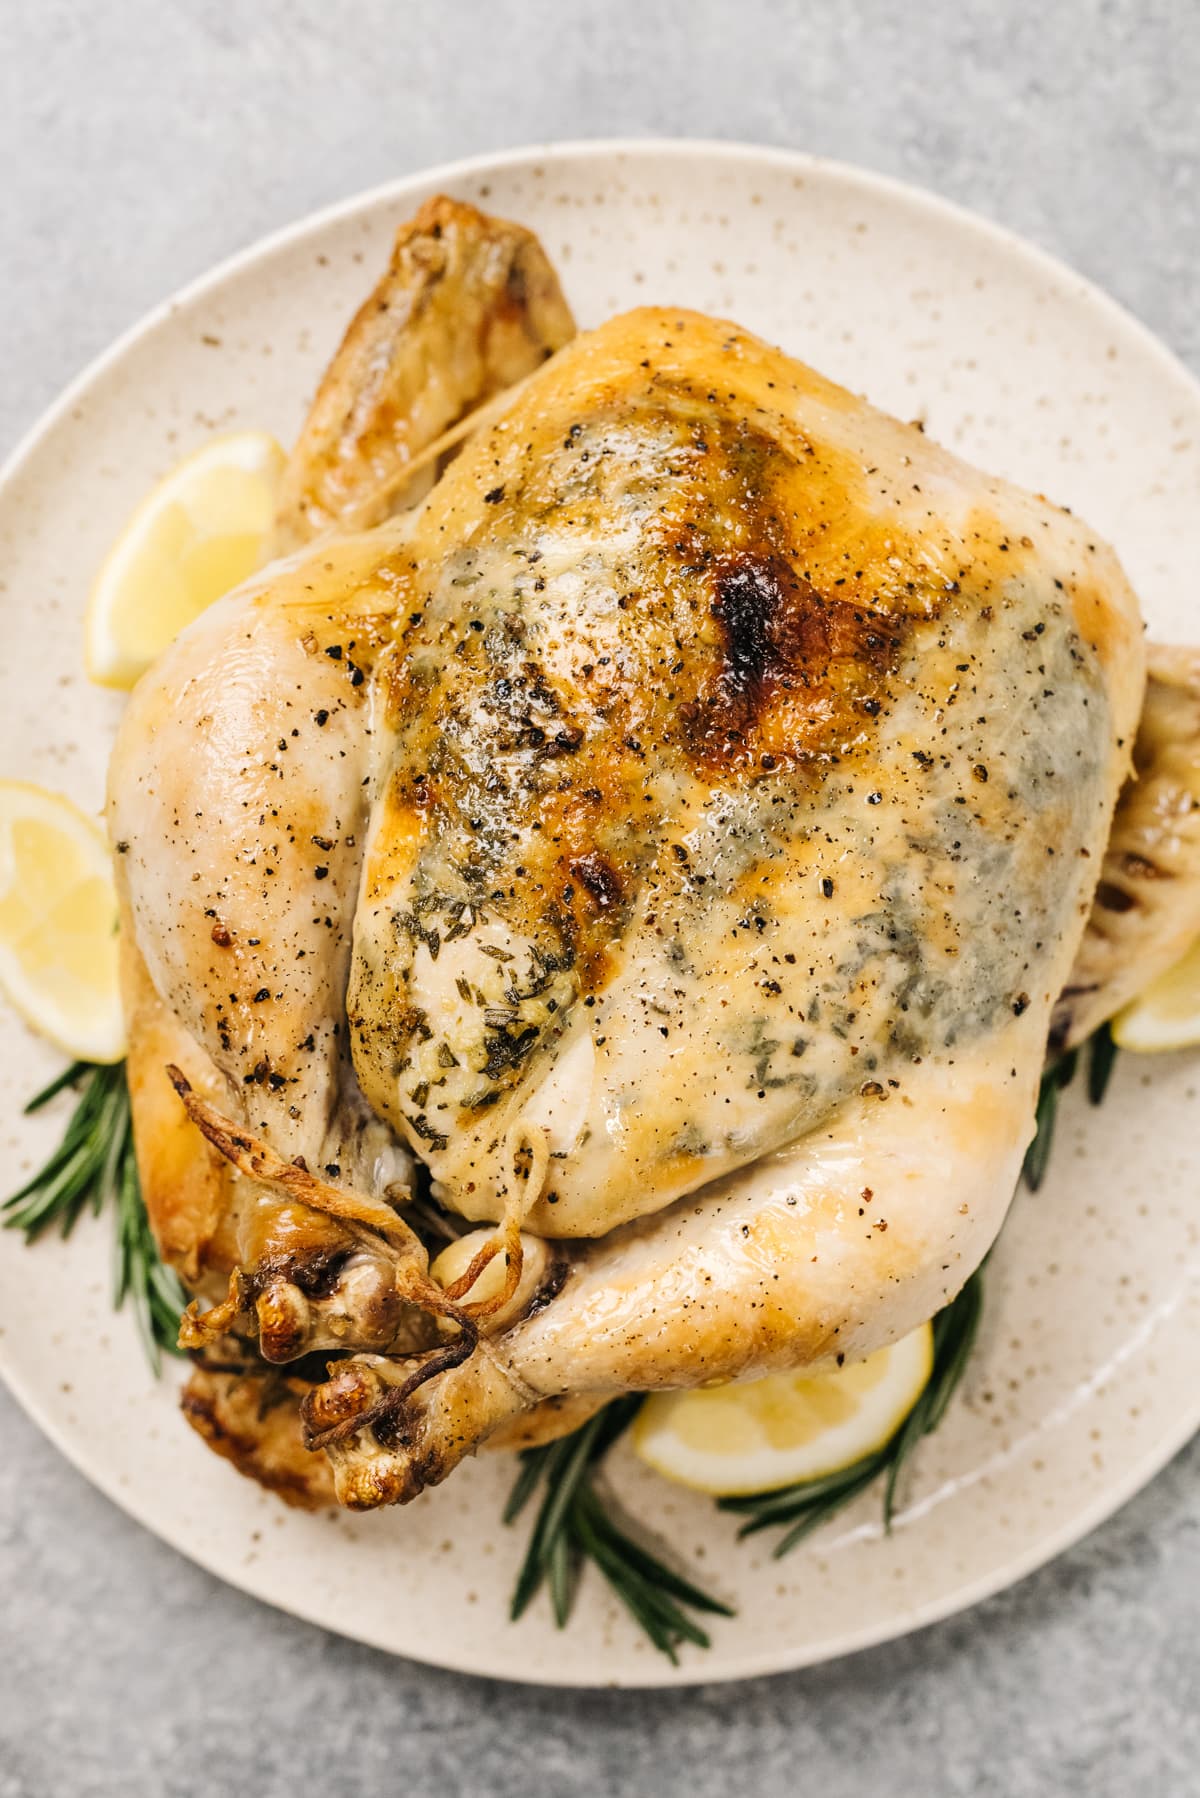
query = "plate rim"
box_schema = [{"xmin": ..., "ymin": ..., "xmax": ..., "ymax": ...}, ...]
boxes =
[{"xmin": 2, "ymin": 135, "xmax": 1199, "ymax": 1688}]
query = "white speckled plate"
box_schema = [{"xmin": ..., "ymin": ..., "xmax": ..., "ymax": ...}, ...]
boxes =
[{"xmin": 2, "ymin": 140, "xmax": 1198, "ymax": 1688}]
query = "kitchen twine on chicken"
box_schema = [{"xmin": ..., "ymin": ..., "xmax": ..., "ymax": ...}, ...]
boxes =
[
  {"xmin": 440, "ymin": 1115, "xmax": 551, "ymax": 1320},
  {"xmin": 165, "ymin": 1065, "xmax": 549, "ymax": 1397},
  {"xmin": 432, "ymin": 1116, "xmax": 553, "ymax": 1413}
]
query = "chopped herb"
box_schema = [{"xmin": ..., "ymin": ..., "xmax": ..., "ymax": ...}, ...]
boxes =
[{"xmin": 409, "ymin": 1112, "xmax": 449, "ymax": 1151}]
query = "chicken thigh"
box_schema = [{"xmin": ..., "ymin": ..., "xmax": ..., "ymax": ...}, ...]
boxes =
[{"xmin": 110, "ymin": 216, "xmax": 1145, "ymax": 1511}]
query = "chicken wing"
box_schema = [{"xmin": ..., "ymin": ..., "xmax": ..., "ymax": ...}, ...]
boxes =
[
  {"xmin": 180, "ymin": 1365, "xmax": 335, "ymax": 1509},
  {"xmin": 273, "ymin": 196, "xmax": 575, "ymax": 552}
]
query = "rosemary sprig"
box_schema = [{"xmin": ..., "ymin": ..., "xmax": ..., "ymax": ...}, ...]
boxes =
[
  {"xmin": 1022, "ymin": 1023, "xmax": 1118, "ymax": 1192},
  {"xmin": 3, "ymin": 1060, "xmax": 187, "ymax": 1373},
  {"xmin": 505, "ymin": 1395, "xmax": 733, "ymax": 1660},
  {"xmin": 717, "ymin": 1266, "xmax": 985, "ymax": 1556}
]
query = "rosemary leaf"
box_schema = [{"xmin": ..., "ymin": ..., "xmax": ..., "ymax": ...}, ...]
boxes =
[
  {"xmin": 1087, "ymin": 1022, "xmax": 1119, "ymax": 1106},
  {"xmin": 587, "ymin": 1394, "xmax": 643, "ymax": 1457},
  {"xmin": 717, "ymin": 1452, "xmax": 888, "ymax": 1521},
  {"xmin": 546, "ymin": 1527, "xmax": 576, "ymax": 1628},
  {"xmin": 1023, "ymin": 1024, "xmax": 1118, "ymax": 1193},
  {"xmin": 1022, "ymin": 1069, "xmax": 1061, "ymax": 1193},
  {"xmin": 4, "ymin": 1060, "xmax": 187, "ymax": 1374},
  {"xmin": 528, "ymin": 1424, "xmax": 599, "ymax": 1571},
  {"xmin": 23, "ymin": 1060, "xmax": 91, "ymax": 1114},
  {"xmin": 577, "ymin": 1487, "xmax": 733, "ymax": 1615},
  {"xmin": 1054, "ymin": 1046, "xmax": 1080, "ymax": 1091},
  {"xmin": 921, "ymin": 1264, "xmax": 985, "ymax": 1435},
  {"xmin": 505, "ymin": 1399, "xmax": 730, "ymax": 1656},
  {"xmin": 502, "ymin": 1451, "xmax": 544, "ymax": 1525},
  {"xmin": 570, "ymin": 1490, "xmax": 716, "ymax": 1659},
  {"xmin": 509, "ymin": 1431, "xmax": 582, "ymax": 1620},
  {"xmin": 730, "ymin": 1455, "xmax": 888, "ymax": 1542},
  {"xmin": 771, "ymin": 1462, "xmax": 887, "ymax": 1558}
]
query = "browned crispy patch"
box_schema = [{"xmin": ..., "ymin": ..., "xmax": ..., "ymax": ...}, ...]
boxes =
[
  {"xmin": 679, "ymin": 551, "xmax": 903, "ymax": 770},
  {"xmin": 181, "ymin": 1367, "xmax": 335, "ymax": 1510}
]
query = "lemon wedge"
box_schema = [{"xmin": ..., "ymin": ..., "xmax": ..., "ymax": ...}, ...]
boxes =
[
  {"xmin": 84, "ymin": 430, "xmax": 285, "ymax": 690},
  {"xmin": 1111, "ymin": 934, "xmax": 1200, "ymax": 1053},
  {"xmin": 0, "ymin": 781, "xmax": 124, "ymax": 1063},
  {"xmin": 631, "ymin": 1321, "xmax": 934, "ymax": 1497}
]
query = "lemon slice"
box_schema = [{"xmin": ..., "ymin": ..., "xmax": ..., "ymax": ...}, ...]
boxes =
[
  {"xmin": 85, "ymin": 430, "xmax": 285, "ymax": 689},
  {"xmin": 0, "ymin": 781, "xmax": 124, "ymax": 1063},
  {"xmin": 1111, "ymin": 934, "xmax": 1200, "ymax": 1053},
  {"xmin": 631, "ymin": 1321, "xmax": 934, "ymax": 1497}
]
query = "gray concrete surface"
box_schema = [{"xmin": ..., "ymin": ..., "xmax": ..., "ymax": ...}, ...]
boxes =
[{"xmin": 1, "ymin": 2, "xmax": 1198, "ymax": 1793}]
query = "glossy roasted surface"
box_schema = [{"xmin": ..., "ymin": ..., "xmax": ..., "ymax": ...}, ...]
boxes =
[{"xmin": 349, "ymin": 306, "xmax": 1142, "ymax": 1238}]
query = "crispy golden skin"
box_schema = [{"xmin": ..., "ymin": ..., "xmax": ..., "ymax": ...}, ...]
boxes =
[
  {"xmin": 273, "ymin": 195, "xmax": 575, "ymax": 551},
  {"xmin": 181, "ymin": 1367, "xmax": 335, "ymax": 1510},
  {"xmin": 121, "ymin": 926, "xmax": 235, "ymax": 1295},
  {"xmin": 118, "ymin": 303, "xmax": 1144, "ymax": 1508}
]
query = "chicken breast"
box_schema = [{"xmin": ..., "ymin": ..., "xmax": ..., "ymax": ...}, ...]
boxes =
[{"xmin": 347, "ymin": 308, "xmax": 1144, "ymax": 1247}]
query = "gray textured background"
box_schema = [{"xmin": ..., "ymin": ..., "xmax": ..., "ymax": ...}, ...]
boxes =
[{"xmin": 1, "ymin": 2, "xmax": 1198, "ymax": 1794}]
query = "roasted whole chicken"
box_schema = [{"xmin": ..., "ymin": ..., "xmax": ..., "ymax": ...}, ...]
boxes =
[{"xmin": 107, "ymin": 198, "xmax": 1200, "ymax": 1513}]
